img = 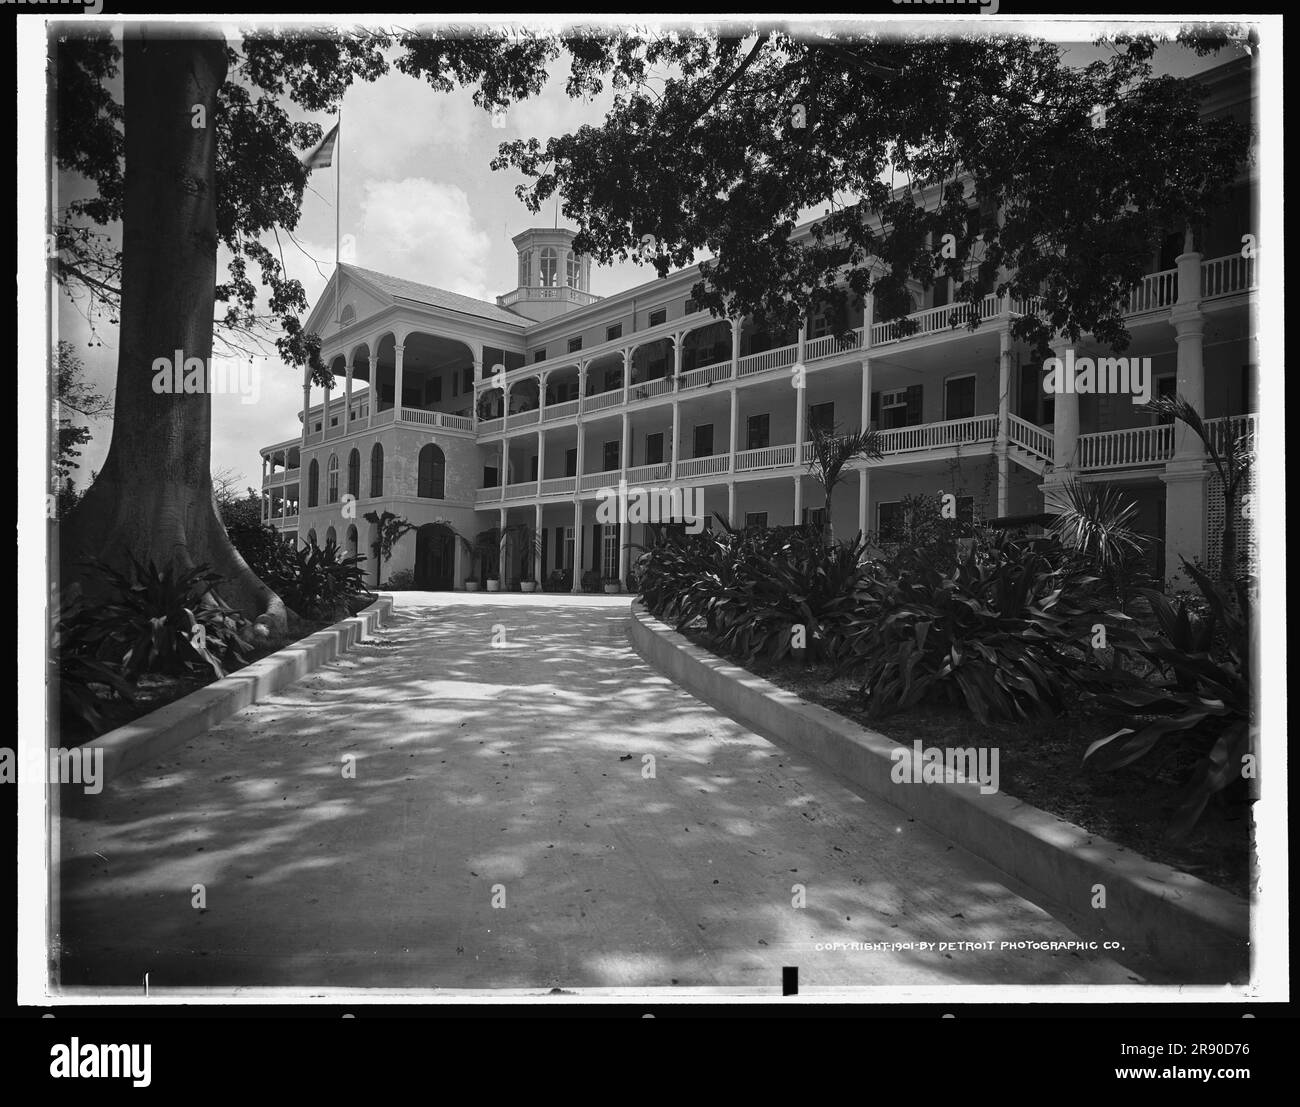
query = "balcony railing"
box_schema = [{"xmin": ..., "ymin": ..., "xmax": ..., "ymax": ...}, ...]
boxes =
[
  {"xmin": 629, "ymin": 377, "xmax": 674, "ymax": 401},
  {"xmin": 582, "ymin": 389, "xmax": 623, "ymax": 414},
  {"xmin": 1123, "ymin": 268, "xmax": 1178, "ymax": 315},
  {"xmin": 476, "ymin": 486, "xmax": 504, "ymax": 504},
  {"xmin": 540, "ymin": 476, "xmax": 577, "ymax": 496},
  {"xmin": 804, "ymin": 327, "xmax": 866, "ymax": 362},
  {"xmin": 479, "ymin": 417, "xmax": 504, "ymax": 434},
  {"xmin": 625, "ymin": 463, "xmax": 671, "ymax": 484},
  {"xmin": 1205, "ymin": 412, "xmax": 1257, "ymax": 451},
  {"xmin": 1202, "ymin": 254, "xmax": 1257, "ymax": 300},
  {"xmin": 679, "ymin": 359, "xmax": 734, "ymax": 389},
  {"xmin": 875, "ymin": 413, "xmax": 998, "ymax": 454},
  {"xmin": 871, "ymin": 294, "xmax": 1002, "ymax": 347},
  {"xmin": 1077, "ymin": 424, "xmax": 1173, "ymax": 470},
  {"xmin": 676, "ymin": 453, "xmax": 730, "ymax": 478},
  {"xmin": 738, "ymin": 342, "xmax": 798, "ymax": 378},
  {"xmin": 735, "ymin": 444, "xmax": 798, "ymax": 471},
  {"xmin": 511, "ymin": 408, "xmax": 541, "ymax": 427},
  {"xmin": 542, "ymin": 399, "xmax": 580, "ymax": 422},
  {"xmin": 400, "ymin": 408, "xmax": 476, "ymax": 431},
  {"xmin": 578, "ymin": 468, "xmax": 621, "ymax": 492},
  {"xmin": 497, "ymin": 285, "xmax": 601, "ymax": 308}
]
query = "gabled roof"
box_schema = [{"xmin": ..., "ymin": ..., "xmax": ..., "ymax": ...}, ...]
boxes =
[{"xmin": 339, "ymin": 264, "xmax": 526, "ymax": 327}]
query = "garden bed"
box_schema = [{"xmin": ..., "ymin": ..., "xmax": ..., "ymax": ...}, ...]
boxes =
[
  {"xmin": 680, "ymin": 625, "xmax": 1253, "ymax": 899},
  {"xmin": 57, "ymin": 598, "xmax": 371, "ymax": 747}
]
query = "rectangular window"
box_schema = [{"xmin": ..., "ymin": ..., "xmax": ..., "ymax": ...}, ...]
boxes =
[
  {"xmin": 807, "ymin": 402, "xmax": 834, "ymax": 434},
  {"xmin": 484, "ymin": 466, "xmax": 499, "ymax": 488},
  {"xmin": 564, "ymin": 448, "xmax": 578, "ymax": 477},
  {"xmin": 648, "ymin": 308, "xmax": 667, "ymax": 327},
  {"xmin": 693, "ymin": 423, "xmax": 714, "ymax": 457},
  {"xmin": 534, "ymin": 349, "xmax": 546, "ymax": 363},
  {"xmin": 744, "ymin": 511, "xmax": 768, "ymax": 530},
  {"xmin": 602, "ymin": 525, "xmax": 619, "ymax": 579},
  {"xmin": 645, "ymin": 432, "xmax": 664, "ymax": 465},
  {"xmin": 877, "ymin": 500, "xmax": 903, "ymax": 536},
  {"xmin": 606, "ymin": 324, "xmax": 623, "ymax": 342},
  {"xmin": 463, "ymin": 367, "xmax": 474, "ymax": 393},
  {"xmin": 568, "ymin": 336, "xmax": 583, "ymax": 353},
  {"xmin": 529, "ymin": 455, "xmax": 538, "ymax": 481},
  {"xmin": 603, "ymin": 440, "xmax": 620, "ymax": 472},
  {"xmin": 809, "ymin": 307, "xmax": 832, "ymax": 339},
  {"xmin": 944, "ymin": 376, "xmax": 975, "ymax": 421},
  {"xmin": 879, "ymin": 389, "xmax": 910, "ymax": 430},
  {"xmin": 802, "ymin": 507, "xmax": 828, "ymax": 528},
  {"xmin": 747, "ymin": 413, "xmax": 770, "ymax": 450},
  {"xmin": 563, "ymin": 526, "xmax": 575, "ymax": 572}
]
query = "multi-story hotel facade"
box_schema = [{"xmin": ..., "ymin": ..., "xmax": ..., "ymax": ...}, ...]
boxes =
[{"xmin": 259, "ymin": 58, "xmax": 1257, "ymax": 593}]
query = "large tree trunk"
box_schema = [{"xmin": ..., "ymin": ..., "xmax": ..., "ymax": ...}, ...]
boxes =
[{"xmin": 58, "ymin": 26, "xmax": 287, "ymax": 634}]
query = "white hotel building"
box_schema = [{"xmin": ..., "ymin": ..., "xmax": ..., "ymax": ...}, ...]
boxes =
[{"xmin": 259, "ymin": 58, "xmax": 1257, "ymax": 592}]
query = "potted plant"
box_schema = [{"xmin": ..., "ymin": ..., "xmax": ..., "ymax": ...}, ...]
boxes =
[
  {"xmin": 464, "ymin": 578, "xmax": 481, "ymax": 592},
  {"xmin": 485, "ymin": 568, "xmax": 501, "ymax": 593},
  {"xmin": 454, "ymin": 527, "xmax": 506, "ymax": 592},
  {"xmin": 602, "ymin": 576, "xmax": 622, "ymax": 594},
  {"xmin": 504, "ymin": 523, "xmax": 543, "ymax": 593}
]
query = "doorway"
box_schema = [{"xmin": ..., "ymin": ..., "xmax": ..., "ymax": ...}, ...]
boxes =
[{"xmin": 414, "ymin": 523, "xmax": 456, "ymax": 590}]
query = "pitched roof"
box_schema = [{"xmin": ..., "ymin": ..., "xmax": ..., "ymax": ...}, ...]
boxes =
[{"xmin": 341, "ymin": 264, "xmax": 526, "ymax": 327}]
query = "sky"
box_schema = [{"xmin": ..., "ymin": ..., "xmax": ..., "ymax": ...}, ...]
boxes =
[{"xmin": 53, "ymin": 22, "xmax": 1245, "ymax": 491}]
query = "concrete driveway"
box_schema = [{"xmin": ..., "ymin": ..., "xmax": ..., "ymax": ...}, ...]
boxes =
[{"xmin": 57, "ymin": 593, "xmax": 1138, "ymax": 992}]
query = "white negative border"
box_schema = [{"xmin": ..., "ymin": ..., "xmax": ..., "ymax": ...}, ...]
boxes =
[{"xmin": 16, "ymin": 11, "xmax": 1286, "ymax": 1007}]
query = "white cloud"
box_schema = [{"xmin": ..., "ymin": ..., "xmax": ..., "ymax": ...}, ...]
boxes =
[{"xmin": 359, "ymin": 178, "xmax": 493, "ymax": 300}]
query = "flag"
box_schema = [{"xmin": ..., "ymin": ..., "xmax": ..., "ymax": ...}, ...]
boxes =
[{"xmin": 301, "ymin": 121, "xmax": 339, "ymax": 170}]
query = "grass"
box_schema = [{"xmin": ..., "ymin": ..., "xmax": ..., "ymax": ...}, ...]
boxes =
[{"xmin": 679, "ymin": 626, "xmax": 1253, "ymax": 899}]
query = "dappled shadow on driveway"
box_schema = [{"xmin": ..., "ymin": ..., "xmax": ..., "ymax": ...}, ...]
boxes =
[{"xmin": 57, "ymin": 593, "xmax": 1139, "ymax": 991}]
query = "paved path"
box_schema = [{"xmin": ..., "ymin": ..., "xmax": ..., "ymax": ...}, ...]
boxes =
[{"xmin": 58, "ymin": 594, "xmax": 1138, "ymax": 991}]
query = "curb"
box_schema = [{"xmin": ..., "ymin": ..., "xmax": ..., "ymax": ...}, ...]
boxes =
[
  {"xmin": 92, "ymin": 595, "xmax": 395, "ymax": 787},
  {"xmin": 628, "ymin": 603, "xmax": 1250, "ymax": 983}
]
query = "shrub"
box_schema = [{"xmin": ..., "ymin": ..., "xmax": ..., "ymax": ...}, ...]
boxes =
[
  {"xmin": 637, "ymin": 525, "xmax": 871, "ymax": 664},
  {"xmin": 382, "ymin": 568, "xmax": 416, "ymax": 590},
  {"xmin": 840, "ymin": 534, "xmax": 1115, "ymax": 723},
  {"xmin": 1086, "ymin": 561, "xmax": 1255, "ymax": 837},
  {"xmin": 580, "ymin": 569, "xmax": 603, "ymax": 593},
  {"xmin": 81, "ymin": 557, "xmax": 253, "ymax": 680},
  {"xmin": 543, "ymin": 568, "xmax": 572, "ymax": 593},
  {"xmin": 52, "ymin": 593, "xmax": 136, "ymax": 733},
  {"xmin": 270, "ymin": 538, "xmax": 369, "ymax": 621}
]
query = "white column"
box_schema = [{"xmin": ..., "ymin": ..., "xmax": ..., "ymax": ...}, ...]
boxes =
[
  {"xmin": 728, "ymin": 386, "xmax": 739, "ymax": 478},
  {"xmin": 862, "ymin": 291, "xmax": 874, "ymax": 351},
  {"xmin": 323, "ymin": 372, "xmax": 332, "ymax": 439},
  {"xmin": 620, "ymin": 411, "xmax": 630, "ymax": 473},
  {"xmin": 997, "ymin": 328, "xmax": 1011, "ymax": 517},
  {"xmin": 730, "ymin": 318, "xmax": 741, "ymax": 376},
  {"xmin": 536, "ymin": 428, "xmax": 546, "ymax": 496},
  {"xmin": 858, "ymin": 469, "xmax": 870, "ymax": 536},
  {"xmin": 622, "ymin": 349, "xmax": 632, "ymax": 405},
  {"xmin": 393, "ymin": 342, "xmax": 405, "ymax": 417},
  {"xmin": 860, "ymin": 357, "xmax": 872, "ymax": 430},
  {"xmin": 1049, "ymin": 338, "xmax": 1078, "ymax": 471},
  {"xmin": 344, "ymin": 355, "xmax": 354, "ymax": 434},
  {"xmin": 670, "ymin": 398, "xmax": 681, "ymax": 481},
  {"xmin": 571, "ymin": 499, "xmax": 582, "ymax": 594},
  {"xmin": 727, "ymin": 482, "xmax": 736, "ymax": 530},
  {"xmin": 793, "ymin": 476, "xmax": 803, "ymax": 525},
  {"xmin": 472, "ymin": 353, "xmax": 483, "ymax": 432},
  {"xmin": 499, "ymin": 507, "xmax": 508, "ymax": 584},
  {"xmin": 501, "ymin": 436, "xmax": 508, "ymax": 490},
  {"xmin": 300, "ymin": 364, "xmax": 311, "ymax": 451},
  {"xmin": 366, "ymin": 356, "xmax": 377, "ymax": 427},
  {"xmin": 796, "ymin": 324, "xmax": 807, "ymax": 367},
  {"xmin": 535, "ymin": 502, "xmax": 544, "ymax": 585}
]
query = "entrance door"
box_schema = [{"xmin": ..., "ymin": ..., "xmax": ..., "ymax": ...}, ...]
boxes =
[{"xmin": 415, "ymin": 524, "xmax": 455, "ymax": 590}]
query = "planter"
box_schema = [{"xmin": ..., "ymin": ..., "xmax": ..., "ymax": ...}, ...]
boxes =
[
  {"xmin": 485, "ymin": 579, "xmax": 501, "ymax": 593},
  {"xmin": 603, "ymin": 582, "xmax": 621, "ymax": 594},
  {"xmin": 464, "ymin": 581, "xmax": 481, "ymax": 592},
  {"xmin": 520, "ymin": 581, "xmax": 538, "ymax": 593}
]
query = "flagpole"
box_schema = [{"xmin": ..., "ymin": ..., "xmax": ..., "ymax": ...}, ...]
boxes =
[{"xmin": 340, "ymin": 105, "xmax": 345, "ymax": 326}]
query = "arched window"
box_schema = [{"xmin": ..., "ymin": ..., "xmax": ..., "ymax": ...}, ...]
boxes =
[
  {"xmin": 370, "ymin": 442, "xmax": 384, "ymax": 497},
  {"xmin": 307, "ymin": 459, "xmax": 319, "ymax": 507},
  {"xmin": 518, "ymin": 249, "xmax": 532, "ymax": 287},
  {"xmin": 306, "ymin": 528, "xmax": 317, "ymax": 547},
  {"xmin": 417, "ymin": 444, "xmax": 446, "ymax": 499},
  {"xmin": 339, "ymin": 304, "xmax": 356, "ymax": 327},
  {"xmin": 347, "ymin": 448, "xmax": 360, "ymax": 498},
  {"xmin": 566, "ymin": 251, "xmax": 583, "ymax": 291},
  {"xmin": 346, "ymin": 524, "xmax": 358, "ymax": 558},
  {"xmin": 326, "ymin": 454, "xmax": 339, "ymax": 503},
  {"xmin": 539, "ymin": 247, "xmax": 557, "ymax": 288},
  {"xmin": 325, "ymin": 526, "xmax": 337, "ymax": 548}
]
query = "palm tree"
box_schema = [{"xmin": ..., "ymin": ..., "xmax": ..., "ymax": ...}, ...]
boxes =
[
  {"xmin": 1144, "ymin": 394, "xmax": 1255, "ymax": 583},
  {"xmin": 1047, "ymin": 480, "xmax": 1149, "ymax": 606},
  {"xmin": 804, "ymin": 422, "xmax": 885, "ymax": 544}
]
